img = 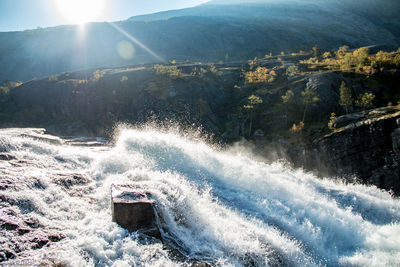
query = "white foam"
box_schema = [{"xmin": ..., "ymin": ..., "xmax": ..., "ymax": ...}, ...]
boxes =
[{"xmin": 0, "ymin": 128, "xmax": 399, "ymax": 266}]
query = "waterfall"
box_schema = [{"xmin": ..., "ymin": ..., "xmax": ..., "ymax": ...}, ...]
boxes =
[{"xmin": 1, "ymin": 128, "xmax": 399, "ymax": 266}]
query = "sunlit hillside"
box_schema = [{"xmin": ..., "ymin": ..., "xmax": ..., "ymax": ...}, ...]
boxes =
[{"xmin": 0, "ymin": 0, "xmax": 399, "ymax": 81}]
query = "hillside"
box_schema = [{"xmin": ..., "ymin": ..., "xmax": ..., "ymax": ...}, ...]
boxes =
[
  {"xmin": 0, "ymin": 64, "xmax": 237, "ymax": 136},
  {"xmin": 0, "ymin": 0, "xmax": 399, "ymax": 82},
  {"xmin": 2, "ymin": 46, "xmax": 400, "ymax": 192}
]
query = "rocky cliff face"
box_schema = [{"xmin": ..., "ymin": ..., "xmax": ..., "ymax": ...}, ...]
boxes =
[
  {"xmin": 315, "ymin": 107, "xmax": 400, "ymax": 194},
  {"xmin": 2, "ymin": 59, "xmax": 400, "ymax": 194},
  {"xmin": 4, "ymin": 66, "xmax": 236, "ymax": 137}
]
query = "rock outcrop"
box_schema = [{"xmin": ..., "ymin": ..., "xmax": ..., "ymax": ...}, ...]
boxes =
[
  {"xmin": 111, "ymin": 185, "xmax": 159, "ymax": 237},
  {"xmin": 5, "ymin": 66, "xmax": 233, "ymax": 137},
  {"xmin": 0, "ymin": 207, "xmax": 64, "ymax": 262},
  {"xmin": 392, "ymin": 118, "xmax": 400, "ymax": 154},
  {"xmin": 315, "ymin": 106, "xmax": 400, "ymax": 194}
]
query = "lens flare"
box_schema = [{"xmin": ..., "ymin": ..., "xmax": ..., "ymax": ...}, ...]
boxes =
[
  {"xmin": 55, "ymin": 0, "xmax": 106, "ymax": 25},
  {"xmin": 117, "ymin": 41, "xmax": 135, "ymax": 60},
  {"xmin": 109, "ymin": 22, "xmax": 165, "ymax": 62}
]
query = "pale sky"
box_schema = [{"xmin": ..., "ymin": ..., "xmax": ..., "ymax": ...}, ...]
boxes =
[{"xmin": 0, "ymin": 0, "xmax": 211, "ymax": 32}]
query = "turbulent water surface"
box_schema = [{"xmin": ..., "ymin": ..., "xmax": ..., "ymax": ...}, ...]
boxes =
[{"xmin": 0, "ymin": 128, "xmax": 399, "ymax": 266}]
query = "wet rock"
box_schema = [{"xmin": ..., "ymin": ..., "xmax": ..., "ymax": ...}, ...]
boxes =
[
  {"xmin": 30, "ymin": 236, "xmax": 49, "ymax": 249},
  {"xmin": 111, "ymin": 185, "xmax": 159, "ymax": 236},
  {"xmin": 0, "ymin": 250, "xmax": 15, "ymax": 262},
  {"xmin": 0, "ymin": 184, "xmax": 9, "ymax": 190},
  {"xmin": 1, "ymin": 221, "xmax": 19, "ymax": 231},
  {"xmin": 47, "ymin": 232, "xmax": 65, "ymax": 242},
  {"xmin": 24, "ymin": 216, "xmax": 40, "ymax": 228},
  {"xmin": 0, "ymin": 211, "xmax": 23, "ymax": 231},
  {"xmin": 20, "ymin": 131, "xmax": 63, "ymax": 145},
  {"xmin": 192, "ymin": 262, "xmax": 211, "ymax": 267},
  {"xmin": 0, "ymin": 153, "xmax": 16, "ymax": 161},
  {"xmin": 0, "ymin": 207, "xmax": 65, "ymax": 263},
  {"xmin": 18, "ymin": 199, "xmax": 37, "ymax": 214},
  {"xmin": 54, "ymin": 174, "xmax": 89, "ymax": 189},
  {"xmin": 17, "ymin": 228, "xmax": 30, "ymax": 235},
  {"xmin": 0, "ymin": 178, "xmax": 15, "ymax": 190},
  {"xmin": 33, "ymin": 179, "xmax": 46, "ymax": 190}
]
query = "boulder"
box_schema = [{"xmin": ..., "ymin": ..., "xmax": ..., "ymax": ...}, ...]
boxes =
[
  {"xmin": 332, "ymin": 113, "xmax": 366, "ymax": 128},
  {"xmin": 111, "ymin": 185, "xmax": 159, "ymax": 236},
  {"xmin": 0, "ymin": 154, "xmax": 16, "ymax": 161}
]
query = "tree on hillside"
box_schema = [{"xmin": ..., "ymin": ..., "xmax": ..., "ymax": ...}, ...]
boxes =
[
  {"xmin": 282, "ymin": 90, "xmax": 295, "ymax": 125},
  {"xmin": 243, "ymin": 94, "xmax": 263, "ymax": 137},
  {"xmin": 312, "ymin": 46, "xmax": 322, "ymax": 62},
  {"xmin": 0, "ymin": 86, "xmax": 9, "ymax": 96},
  {"xmin": 337, "ymin": 45, "xmax": 349, "ymax": 58},
  {"xmin": 323, "ymin": 52, "xmax": 332, "ymax": 59},
  {"xmin": 2, "ymin": 79, "xmax": 22, "ymax": 89},
  {"xmin": 342, "ymin": 53, "xmax": 355, "ymax": 70},
  {"xmin": 282, "ymin": 90, "xmax": 294, "ymax": 104},
  {"xmin": 394, "ymin": 54, "xmax": 400, "ymax": 67},
  {"xmin": 286, "ymin": 65, "xmax": 300, "ymax": 77},
  {"xmin": 3, "ymin": 79, "xmax": 12, "ymax": 88},
  {"xmin": 355, "ymin": 92, "xmax": 375, "ymax": 109},
  {"xmin": 339, "ymin": 81, "xmax": 353, "ymax": 114},
  {"xmin": 301, "ymin": 87, "xmax": 320, "ymax": 122},
  {"xmin": 245, "ymin": 67, "xmax": 276, "ymax": 84},
  {"xmin": 290, "ymin": 121, "xmax": 304, "ymax": 133},
  {"xmin": 353, "ymin": 47, "xmax": 369, "ymax": 67}
]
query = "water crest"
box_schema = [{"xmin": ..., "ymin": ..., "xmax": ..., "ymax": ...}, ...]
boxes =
[{"xmin": 0, "ymin": 128, "xmax": 399, "ymax": 266}]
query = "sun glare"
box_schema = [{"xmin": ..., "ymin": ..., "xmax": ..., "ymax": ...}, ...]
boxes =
[{"xmin": 55, "ymin": 0, "xmax": 106, "ymax": 25}]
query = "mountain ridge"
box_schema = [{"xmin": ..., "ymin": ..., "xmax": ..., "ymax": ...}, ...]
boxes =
[{"xmin": 0, "ymin": 0, "xmax": 399, "ymax": 82}]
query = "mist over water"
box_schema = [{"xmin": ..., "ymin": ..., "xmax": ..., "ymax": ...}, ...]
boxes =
[{"xmin": 0, "ymin": 127, "xmax": 399, "ymax": 266}]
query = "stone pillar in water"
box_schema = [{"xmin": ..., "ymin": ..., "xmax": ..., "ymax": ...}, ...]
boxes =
[{"xmin": 111, "ymin": 185, "xmax": 159, "ymax": 236}]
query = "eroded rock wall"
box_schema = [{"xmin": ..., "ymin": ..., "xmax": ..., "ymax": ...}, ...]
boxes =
[{"xmin": 315, "ymin": 108, "xmax": 400, "ymax": 194}]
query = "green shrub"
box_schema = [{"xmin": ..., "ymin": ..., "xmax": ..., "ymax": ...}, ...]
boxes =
[
  {"xmin": 286, "ymin": 65, "xmax": 300, "ymax": 77},
  {"xmin": 355, "ymin": 92, "xmax": 375, "ymax": 109}
]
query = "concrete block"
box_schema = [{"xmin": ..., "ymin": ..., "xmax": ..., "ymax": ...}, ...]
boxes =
[{"xmin": 111, "ymin": 185, "xmax": 158, "ymax": 234}]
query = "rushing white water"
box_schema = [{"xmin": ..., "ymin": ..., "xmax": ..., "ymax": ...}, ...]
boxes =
[{"xmin": 0, "ymin": 127, "xmax": 400, "ymax": 266}]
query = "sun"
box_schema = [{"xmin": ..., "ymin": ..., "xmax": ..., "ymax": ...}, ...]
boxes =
[{"xmin": 55, "ymin": 0, "xmax": 106, "ymax": 25}]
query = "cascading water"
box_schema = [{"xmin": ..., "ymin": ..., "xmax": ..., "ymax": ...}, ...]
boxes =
[{"xmin": 0, "ymin": 127, "xmax": 399, "ymax": 266}]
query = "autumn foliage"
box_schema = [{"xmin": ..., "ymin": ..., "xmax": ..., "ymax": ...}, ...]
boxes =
[{"xmin": 245, "ymin": 67, "xmax": 276, "ymax": 84}]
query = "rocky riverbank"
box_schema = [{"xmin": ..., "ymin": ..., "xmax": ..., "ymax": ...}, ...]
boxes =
[
  {"xmin": 1, "ymin": 128, "xmax": 400, "ymax": 266},
  {"xmin": 314, "ymin": 106, "xmax": 400, "ymax": 194},
  {"xmin": 263, "ymin": 106, "xmax": 400, "ymax": 195}
]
